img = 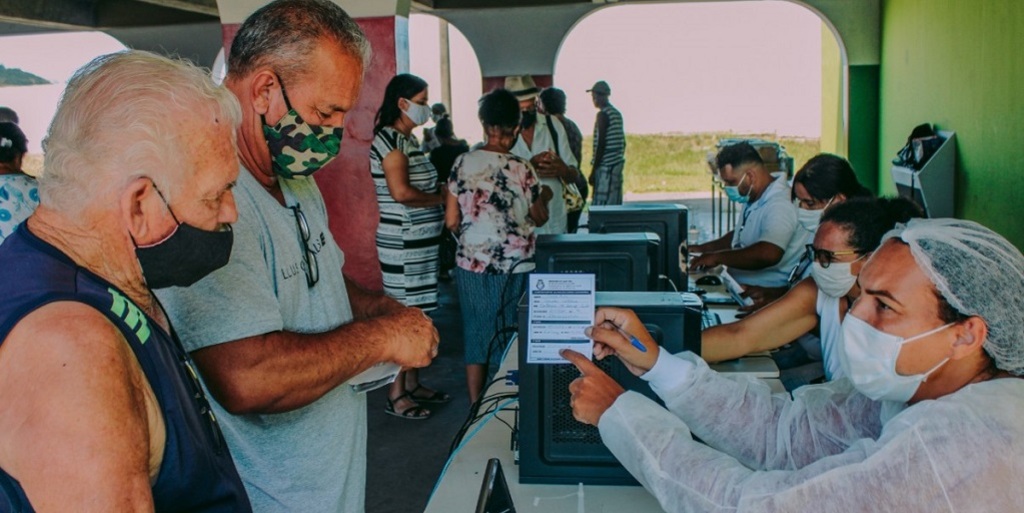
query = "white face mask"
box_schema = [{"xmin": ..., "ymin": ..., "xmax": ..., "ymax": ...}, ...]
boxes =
[
  {"xmin": 402, "ymin": 100, "xmax": 431, "ymax": 126},
  {"xmin": 810, "ymin": 255, "xmax": 863, "ymax": 298},
  {"xmin": 841, "ymin": 314, "xmax": 955, "ymax": 402},
  {"xmin": 796, "ymin": 197, "xmax": 834, "ymax": 232},
  {"xmin": 797, "ymin": 207, "xmax": 823, "ymax": 232}
]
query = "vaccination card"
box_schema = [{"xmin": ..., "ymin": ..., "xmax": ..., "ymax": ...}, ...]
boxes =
[{"xmin": 526, "ymin": 273, "xmax": 596, "ymax": 364}]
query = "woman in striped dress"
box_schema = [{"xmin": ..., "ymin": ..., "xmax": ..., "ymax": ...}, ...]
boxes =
[{"xmin": 370, "ymin": 74, "xmax": 449, "ymax": 419}]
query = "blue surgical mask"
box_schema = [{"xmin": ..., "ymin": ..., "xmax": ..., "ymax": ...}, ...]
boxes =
[{"xmin": 724, "ymin": 174, "xmax": 750, "ymax": 204}]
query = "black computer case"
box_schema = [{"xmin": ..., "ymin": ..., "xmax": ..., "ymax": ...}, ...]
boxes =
[
  {"xmin": 588, "ymin": 203, "xmax": 689, "ymax": 293},
  {"xmin": 517, "ymin": 290, "xmax": 702, "ymax": 485}
]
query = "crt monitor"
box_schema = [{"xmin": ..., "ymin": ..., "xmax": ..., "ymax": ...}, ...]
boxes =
[
  {"xmin": 534, "ymin": 233, "xmax": 658, "ymax": 292},
  {"xmin": 517, "ymin": 290, "xmax": 703, "ymax": 485},
  {"xmin": 587, "ymin": 203, "xmax": 689, "ymax": 292}
]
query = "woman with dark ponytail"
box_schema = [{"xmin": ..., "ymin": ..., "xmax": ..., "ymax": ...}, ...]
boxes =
[{"xmin": 369, "ymin": 74, "xmax": 449, "ymax": 419}]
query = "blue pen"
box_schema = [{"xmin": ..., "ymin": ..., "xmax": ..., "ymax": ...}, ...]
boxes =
[{"xmin": 613, "ymin": 324, "xmax": 647, "ymax": 353}]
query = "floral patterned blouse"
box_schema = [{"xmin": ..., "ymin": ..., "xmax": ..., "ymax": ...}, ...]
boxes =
[
  {"xmin": 448, "ymin": 149, "xmax": 542, "ymax": 274},
  {"xmin": 0, "ymin": 174, "xmax": 39, "ymax": 245}
]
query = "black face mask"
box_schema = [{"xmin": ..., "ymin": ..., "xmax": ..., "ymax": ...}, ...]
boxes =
[
  {"xmin": 520, "ymin": 108, "xmax": 537, "ymax": 129},
  {"xmin": 134, "ymin": 184, "xmax": 234, "ymax": 289}
]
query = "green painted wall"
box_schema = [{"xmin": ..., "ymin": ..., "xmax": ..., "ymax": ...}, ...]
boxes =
[
  {"xmin": 879, "ymin": 0, "xmax": 1024, "ymax": 247},
  {"xmin": 849, "ymin": 65, "xmax": 881, "ymax": 191}
]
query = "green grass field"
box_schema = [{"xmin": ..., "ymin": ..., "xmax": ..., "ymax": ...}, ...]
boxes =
[
  {"xmin": 21, "ymin": 132, "xmax": 820, "ymax": 194},
  {"xmin": 579, "ymin": 132, "xmax": 820, "ymax": 194}
]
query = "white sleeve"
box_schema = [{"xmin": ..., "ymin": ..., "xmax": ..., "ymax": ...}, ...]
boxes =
[
  {"xmin": 657, "ymin": 353, "xmax": 885, "ymax": 470},
  {"xmin": 597, "ymin": 379, "xmax": 998, "ymax": 512},
  {"xmin": 551, "ymin": 117, "xmax": 579, "ymax": 168},
  {"xmin": 640, "ymin": 348, "xmax": 695, "ymax": 395}
]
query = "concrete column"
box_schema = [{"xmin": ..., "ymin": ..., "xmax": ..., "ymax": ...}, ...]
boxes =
[
  {"xmin": 804, "ymin": 0, "xmax": 881, "ymax": 189},
  {"xmin": 216, "ymin": 0, "xmax": 411, "ymax": 291}
]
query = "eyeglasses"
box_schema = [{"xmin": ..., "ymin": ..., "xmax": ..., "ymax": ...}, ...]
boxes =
[
  {"xmin": 805, "ymin": 243, "xmax": 860, "ymax": 269},
  {"xmin": 290, "ymin": 203, "xmax": 320, "ymax": 288},
  {"xmin": 181, "ymin": 356, "xmax": 227, "ymax": 454},
  {"xmin": 164, "ymin": 323, "xmax": 227, "ymax": 455}
]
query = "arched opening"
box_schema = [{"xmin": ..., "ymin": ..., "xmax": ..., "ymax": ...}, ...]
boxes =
[
  {"xmin": 409, "ymin": 13, "xmax": 484, "ymax": 146},
  {"xmin": 552, "ymin": 1, "xmax": 845, "ymax": 195}
]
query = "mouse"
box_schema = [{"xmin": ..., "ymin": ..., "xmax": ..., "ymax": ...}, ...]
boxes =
[{"xmin": 695, "ymin": 275, "xmax": 722, "ymax": 286}]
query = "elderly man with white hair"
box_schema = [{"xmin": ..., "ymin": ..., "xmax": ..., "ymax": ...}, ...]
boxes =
[
  {"xmin": 0, "ymin": 52, "xmax": 251, "ymax": 511},
  {"xmin": 565, "ymin": 218, "xmax": 1024, "ymax": 512}
]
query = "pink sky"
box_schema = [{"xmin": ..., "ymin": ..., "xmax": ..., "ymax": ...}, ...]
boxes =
[
  {"xmin": 410, "ymin": 1, "xmax": 828, "ymax": 145},
  {"xmin": 0, "ymin": 1, "xmax": 830, "ymax": 152}
]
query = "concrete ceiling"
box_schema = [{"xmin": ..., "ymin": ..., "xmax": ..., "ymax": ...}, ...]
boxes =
[
  {"xmin": 0, "ymin": 0, "xmax": 609, "ymax": 31},
  {"xmin": 413, "ymin": 0, "xmax": 594, "ymax": 8},
  {"xmin": 0, "ymin": 0, "xmax": 217, "ymax": 31}
]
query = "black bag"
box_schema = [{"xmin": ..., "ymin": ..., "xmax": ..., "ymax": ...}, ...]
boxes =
[{"xmin": 893, "ymin": 123, "xmax": 944, "ymax": 170}]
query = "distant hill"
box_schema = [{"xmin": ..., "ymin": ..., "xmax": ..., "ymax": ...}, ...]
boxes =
[{"xmin": 0, "ymin": 65, "xmax": 50, "ymax": 86}]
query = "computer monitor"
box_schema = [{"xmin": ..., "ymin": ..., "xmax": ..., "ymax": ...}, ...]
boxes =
[
  {"xmin": 890, "ymin": 130, "xmax": 956, "ymax": 218},
  {"xmin": 587, "ymin": 203, "xmax": 689, "ymax": 292},
  {"xmin": 534, "ymin": 233, "xmax": 658, "ymax": 292},
  {"xmin": 475, "ymin": 458, "xmax": 516, "ymax": 513},
  {"xmin": 517, "ymin": 290, "xmax": 703, "ymax": 485}
]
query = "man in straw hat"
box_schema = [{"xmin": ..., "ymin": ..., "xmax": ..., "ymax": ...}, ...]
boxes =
[{"xmin": 505, "ymin": 74, "xmax": 581, "ymax": 235}]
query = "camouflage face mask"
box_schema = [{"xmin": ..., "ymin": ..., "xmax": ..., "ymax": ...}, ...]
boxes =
[{"xmin": 262, "ymin": 76, "xmax": 344, "ymax": 179}]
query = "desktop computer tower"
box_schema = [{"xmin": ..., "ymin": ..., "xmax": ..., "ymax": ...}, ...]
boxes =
[
  {"xmin": 517, "ymin": 290, "xmax": 702, "ymax": 485},
  {"xmin": 588, "ymin": 203, "xmax": 689, "ymax": 292}
]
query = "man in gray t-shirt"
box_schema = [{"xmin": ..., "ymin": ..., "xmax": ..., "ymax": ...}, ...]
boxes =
[{"xmin": 155, "ymin": 2, "xmax": 439, "ymax": 511}]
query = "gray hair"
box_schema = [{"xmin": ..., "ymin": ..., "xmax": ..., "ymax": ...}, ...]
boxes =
[
  {"xmin": 227, "ymin": 0, "xmax": 371, "ymax": 83},
  {"xmin": 40, "ymin": 50, "xmax": 241, "ymax": 215}
]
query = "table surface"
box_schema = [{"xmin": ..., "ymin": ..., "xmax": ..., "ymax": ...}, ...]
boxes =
[
  {"xmin": 426, "ymin": 301, "xmax": 783, "ymax": 512},
  {"xmin": 425, "ymin": 342, "xmax": 667, "ymax": 513}
]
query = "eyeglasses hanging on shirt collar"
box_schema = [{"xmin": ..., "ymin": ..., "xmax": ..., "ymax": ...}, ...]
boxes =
[
  {"xmin": 731, "ymin": 208, "xmax": 755, "ymax": 249},
  {"xmin": 290, "ymin": 203, "xmax": 320, "ymax": 288}
]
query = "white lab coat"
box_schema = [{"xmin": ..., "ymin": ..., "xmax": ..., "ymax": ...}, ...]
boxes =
[{"xmin": 598, "ymin": 351, "xmax": 1024, "ymax": 512}]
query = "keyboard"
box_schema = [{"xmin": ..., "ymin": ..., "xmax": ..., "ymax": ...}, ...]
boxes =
[{"xmin": 701, "ymin": 309, "xmax": 722, "ymax": 330}]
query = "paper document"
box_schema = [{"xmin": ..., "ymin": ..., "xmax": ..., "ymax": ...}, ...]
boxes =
[
  {"xmin": 349, "ymin": 362, "xmax": 401, "ymax": 393},
  {"xmin": 526, "ymin": 273, "xmax": 596, "ymax": 364},
  {"xmin": 720, "ymin": 270, "xmax": 754, "ymax": 307}
]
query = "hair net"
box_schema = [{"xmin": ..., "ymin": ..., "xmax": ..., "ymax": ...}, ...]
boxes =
[{"xmin": 883, "ymin": 218, "xmax": 1024, "ymax": 375}]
